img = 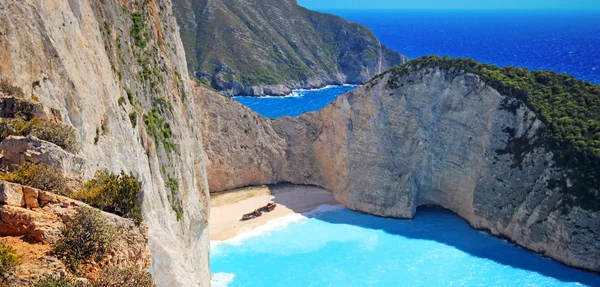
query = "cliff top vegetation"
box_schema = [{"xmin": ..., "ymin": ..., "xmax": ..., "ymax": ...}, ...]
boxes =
[{"xmin": 374, "ymin": 55, "xmax": 600, "ymax": 211}]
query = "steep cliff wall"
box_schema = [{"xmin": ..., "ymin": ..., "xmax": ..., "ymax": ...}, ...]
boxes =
[
  {"xmin": 173, "ymin": 0, "xmax": 407, "ymax": 96},
  {"xmin": 0, "ymin": 0, "xmax": 210, "ymax": 285},
  {"xmin": 195, "ymin": 85, "xmax": 286, "ymax": 191},
  {"xmin": 201, "ymin": 65, "xmax": 599, "ymax": 272}
]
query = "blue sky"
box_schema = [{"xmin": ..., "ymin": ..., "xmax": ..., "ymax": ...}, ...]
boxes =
[{"xmin": 297, "ymin": 0, "xmax": 600, "ymax": 10}]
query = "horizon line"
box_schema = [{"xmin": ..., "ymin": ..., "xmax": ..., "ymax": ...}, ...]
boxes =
[{"xmin": 311, "ymin": 8, "xmax": 600, "ymax": 11}]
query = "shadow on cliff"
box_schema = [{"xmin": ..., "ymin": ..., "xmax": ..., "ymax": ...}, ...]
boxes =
[{"xmin": 311, "ymin": 206, "xmax": 600, "ymax": 286}]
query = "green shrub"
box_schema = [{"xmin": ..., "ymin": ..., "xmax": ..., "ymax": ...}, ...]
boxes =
[
  {"xmin": 92, "ymin": 266, "xmax": 156, "ymax": 287},
  {"xmin": 0, "ymin": 162, "xmax": 70, "ymax": 196},
  {"xmin": 104, "ymin": 21, "xmax": 112, "ymax": 35},
  {"xmin": 130, "ymin": 12, "xmax": 150, "ymax": 49},
  {"xmin": 73, "ymin": 170, "xmax": 143, "ymax": 224},
  {"xmin": 53, "ymin": 207, "xmax": 117, "ymax": 269},
  {"xmin": 0, "ymin": 118, "xmax": 79, "ymax": 153},
  {"xmin": 125, "ymin": 88, "xmax": 134, "ymax": 105},
  {"xmin": 27, "ymin": 118, "xmax": 79, "ymax": 153},
  {"xmin": 0, "ymin": 119, "xmax": 22, "ymax": 140},
  {"xmin": 0, "ymin": 240, "xmax": 21, "ymax": 278},
  {"xmin": 144, "ymin": 108, "xmax": 176, "ymax": 154},
  {"xmin": 118, "ymin": 96, "xmax": 126, "ymax": 106},
  {"xmin": 165, "ymin": 177, "xmax": 183, "ymax": 221},
  {"xmin": 129, "ymin": 111, "xmax": 138, "ymax": 128},
  {"xmin": 34, "ymin": 275, "xmax": 87, "ymax": 287},
  {"xmin": 152, "ymin": 97, "xmax": 173, "ymax": 113}
]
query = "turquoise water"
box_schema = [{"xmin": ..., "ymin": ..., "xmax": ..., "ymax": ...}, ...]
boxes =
[
  {"xmin": 233, "ymin": 85, "xmax": 357, "ymax": 118},
  {"xmin": 211, "ymin": 206, "xmax": 600, "ymax": 287}
]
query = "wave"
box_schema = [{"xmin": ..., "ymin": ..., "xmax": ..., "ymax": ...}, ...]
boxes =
[
  {"xmin": 211, "ymin": 272, "xmax": 235, "ymax": 287},
  {"xmin": 293, "ymin": 84, "xmax": 359, "ymax": 93},
  {"xmin": 211, "ymin": 204, "xmax": 345, "ymax": 249},
  {"xmin": 303, "ymin": 204, "xmax": 345, "ymax": 217},
  {"xmin": 234, "ymin": 84, "xmax": 360, "ymax": 99}
]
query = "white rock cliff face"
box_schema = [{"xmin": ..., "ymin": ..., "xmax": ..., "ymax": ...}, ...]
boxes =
[
  {"xmin": 201, "ymin": 68, "xmax": 599, "ymax": 272},
  {"xmin": 0, "ymin": 0, "xmax": 210, "ymax": 286}
]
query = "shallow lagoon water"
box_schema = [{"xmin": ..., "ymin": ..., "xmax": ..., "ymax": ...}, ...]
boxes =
[{"xmin": 211, "ymin": 207, "xmax": 600, "ymax": 287}]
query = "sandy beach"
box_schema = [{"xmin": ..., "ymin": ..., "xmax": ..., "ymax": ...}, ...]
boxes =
[{"xmin": 209, "ymin": 184, "xmax": 338, "ymax": 241}]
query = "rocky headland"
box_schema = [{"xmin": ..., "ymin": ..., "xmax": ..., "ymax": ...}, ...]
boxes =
[
  {"xmin": 173, "ymin": 0, "xmax": 408, "ymax": 96},
  {"xmin": 199, "ymin": 56, "xmax": 600, "ymax": 273}
]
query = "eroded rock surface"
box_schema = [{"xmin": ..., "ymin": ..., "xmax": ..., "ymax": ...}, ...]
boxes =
[{"xmin": 0, "ymin": 136, "xmax": 85, "ymax": 181}]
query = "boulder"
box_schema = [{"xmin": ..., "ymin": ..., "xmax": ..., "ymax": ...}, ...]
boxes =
[
  {"xmin": 0, "ymin": 135, "xmax": 85, "ymax": 180},
  {"xmin": 0, "ymin": 204, "xmax": 62, "ymax": 242},
  {"xmin": 22, "ymin": 186, "xmax": 40, "ymax": 208},
  {"xmin": 0, "ymin": 180, "xmax": 24, "ymax": 206},
  {"xmin": 38, "ymin": 190, "xmax": 59, "ymax": 206}
]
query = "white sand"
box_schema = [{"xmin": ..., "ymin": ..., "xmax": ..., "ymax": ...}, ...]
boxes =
[{"xmin": 209, "ymin": 184, "xmax": 338, "ymax": 241}]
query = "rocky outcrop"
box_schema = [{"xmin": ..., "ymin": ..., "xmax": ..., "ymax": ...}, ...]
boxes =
[
  {"xmin": 0, "ymin": 96, "xmax": 62, "ymax": 123},
  {"xmin": 173, "ymin": 0, "xmax": 407, "ymax": 96},
  {"xmin": 0, "ymin": 136, "xmax": 85, "ymax": 182},
  {"xmin": 0, "ymin": 0, "xmax": 210, "ymax": 285},
  {"xmin": 0, "ymin": 181, "xmax": 151, "ymax": 286},
  {"xmin": 0, "ymin": 180, "xmax": 150, "ymax": 264},
  {"xmin": 199, "ymin": 67, "xmax": 600, "ymax": 272}
]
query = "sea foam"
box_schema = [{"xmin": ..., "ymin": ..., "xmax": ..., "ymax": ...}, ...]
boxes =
[{"xmin": 211, "ymin": 272, "xmax": 235, "ymax": 287}]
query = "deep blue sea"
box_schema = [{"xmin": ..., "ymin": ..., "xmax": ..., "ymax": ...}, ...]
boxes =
[
  {"xmin": 211, "ymin": 206, "xmax": 600, "ymax": 287},
  {"xmin": 326, "ymin": 10, "xmax": 600, "ymax": 84},
  {"xmin": 235, "ymin": 10, "xmax": 600, "ymax": 119}
]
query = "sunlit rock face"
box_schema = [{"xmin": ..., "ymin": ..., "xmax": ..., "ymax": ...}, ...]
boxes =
[
  {"xmin": 200, "ymin": 67, "xmax": 599, "ymax": 273},
  {"xmin": 0, "ymin": 0, "xmax": 210, "ymax": 285}
]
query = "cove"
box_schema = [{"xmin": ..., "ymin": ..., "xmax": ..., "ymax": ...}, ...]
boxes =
[
  {"xmin": 210, "ymin": 207, "xmax": 600, "ymax": 287},
  {"xmin": 233, "ymin": 85, "xmax": 358, "ymax": 118}
]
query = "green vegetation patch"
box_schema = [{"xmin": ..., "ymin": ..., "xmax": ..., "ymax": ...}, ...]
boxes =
[
  {"xmin": 165, "ymin": 177, "xmax": 183, "ymax": 221},
  {"xmin": 129, "ymin": 110, "xmax": 138, "ymax": 127},
  {"xmin": 377, "ymin": 55, "xmax": 600, "ymax": 211},
  {"xmin": 73, "ymin": 170, "xmax": 143, "ymax": 224},
  {"xmin": 0, "ymin": 118, "xmax": 79, "ymax": 153},
  {"xmin": 144, "ymin": 107, "xmax": 176, "ymax": 154},
  {"xmin": 0, "ymin": 240, "xmax": 21, "ymax": 279},
  {"xmin": 0, "ymin": 162, "xmax": 70, "ymax": 196},
  {"xmin": 34, "ymin": 275, "xmax": 87, "ymax": 287},
  {"xmin": 35, "ymin": 266, "xmax": 156, "ymax": 287},
  {"xmin": 92, "ymin": 266, "xmax": 156, "ymax": 287},
  {"xmin": 130, "ymin": 12, "xmax": 150, "ymax": 49},
  {"xmin": 53, "ymin": 207, "xmax": 117, "ymax": 269}
]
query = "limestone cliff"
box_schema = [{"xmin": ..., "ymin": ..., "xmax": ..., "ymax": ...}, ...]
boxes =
[
  {"xmin": 173, "ymin": 0, "xmax": 407, "ymax": 96},
  {"xmin": 195, "ymin": 85, "xmax": 286, "ymax": 191},
  {"xmin": 0, "ymin": 0, "xmax": 210, "ymax": 285},
  {"xmin": 200, "ymin": 63, "xmax": 599, "ymax": 272}
]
